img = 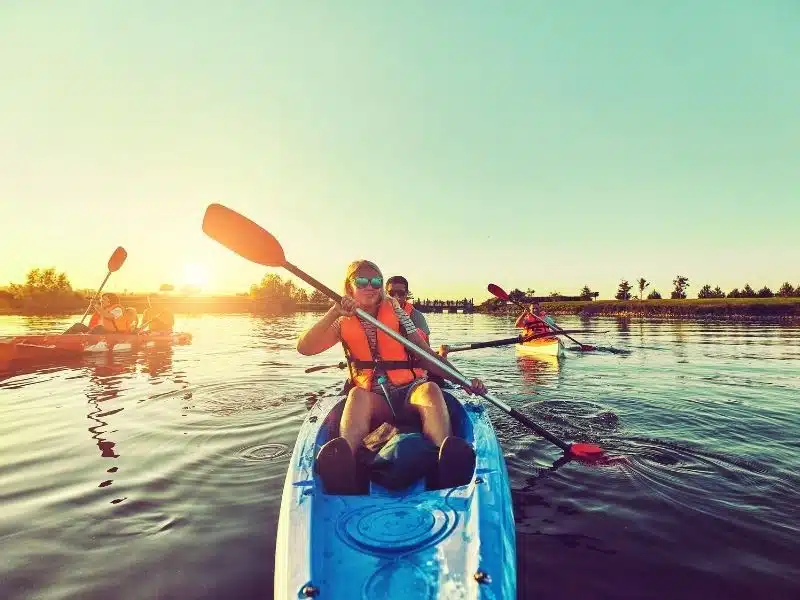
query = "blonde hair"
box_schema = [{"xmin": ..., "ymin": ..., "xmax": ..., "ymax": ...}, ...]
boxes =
[{"xmin": 343, "ymin": 259, "xmax": 385, "ymax": 298}]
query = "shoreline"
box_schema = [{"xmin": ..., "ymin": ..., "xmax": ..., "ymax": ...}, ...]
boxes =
[{"xmin": 1, "ymin": 295, "xmax": 799, "ymax": 323}]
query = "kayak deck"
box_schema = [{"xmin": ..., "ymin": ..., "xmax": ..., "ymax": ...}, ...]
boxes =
[
  {"xmin": 0, "ymin": 332, "xmax": 192, "ymax": 363},
  {"xmin": 516, "ymin": 336, "xmax": 564, "ymax": 357},
  {"xmin": 275, "ymin": 390, "xmax": 516, "ymax": 599}
]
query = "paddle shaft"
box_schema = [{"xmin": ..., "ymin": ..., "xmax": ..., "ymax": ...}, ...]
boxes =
[
  {"xmin": 79, "ymin": 271, "xmax": 112, "ymax": 324},
  {"xmin": 286, "ymin": 261, "xmax": 571, "ymax": 452},
  {"xmin": 446, "ymin": 330, "xmax": 596, "ymax": 353}
]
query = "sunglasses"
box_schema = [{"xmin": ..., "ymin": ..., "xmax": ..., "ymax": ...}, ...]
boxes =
[
  {"xmin": 387, "ymin": 288, "xmax": 408, "ymax": 298},
  {"xmin": 353, "ymin": 276, "xmax": 383, "ymax": 290}
]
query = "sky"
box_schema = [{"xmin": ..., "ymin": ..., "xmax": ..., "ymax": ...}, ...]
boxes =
[{"xmin": 1, "ymin": 1, "xmax": 798, "ymax": 300}]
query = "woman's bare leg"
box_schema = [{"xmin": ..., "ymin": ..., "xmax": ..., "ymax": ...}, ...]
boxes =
[
  {"xmin": 407, "ymin": 381, "xmax": 452, "ymax": 447},
  {"xmin": 340, "ymin": 387, "xmax": 394, "ymax": 452}
]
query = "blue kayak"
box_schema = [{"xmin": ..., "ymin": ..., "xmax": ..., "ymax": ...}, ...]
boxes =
[{"xmin": 274, "ymin": 388, "xmax": 517, "ymax": 598}]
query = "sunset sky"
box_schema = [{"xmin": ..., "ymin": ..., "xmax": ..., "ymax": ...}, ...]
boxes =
[{"xmin": 1, "ymin": 2, "xmax": 797, "ymax": 300}]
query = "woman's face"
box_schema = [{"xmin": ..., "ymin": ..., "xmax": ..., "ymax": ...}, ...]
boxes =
[{"xmin": 350, "ymin": 268, "xmax": 383, "ymax": 309}]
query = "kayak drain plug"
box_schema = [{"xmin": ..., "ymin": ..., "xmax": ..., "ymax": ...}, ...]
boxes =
[
  {"xmin": 301, "ymin": 584, "xmax": 319, "ymax": 597},
  {"xmin": 474, "ymin": 571, "xmax": 492, "ymax": 584}
]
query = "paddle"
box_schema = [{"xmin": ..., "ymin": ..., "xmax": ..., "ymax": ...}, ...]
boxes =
[
  {"xmin": 488, "ymin": 283, "xmax": 597, "ymax": 351},
  {"xmin": 444, "ymin": 330, "xmax": 600, "ymax": 354},
  {"xmin": 64, "ymin": 247, "xmax": 128, "ymax": 334},
  {"xmin": 202, "ymin": 203, "xmax": 603, "ymax": 460},
  {"xmin": 305, "ymin": 361, "xmax": 347, "ymax": 374}
]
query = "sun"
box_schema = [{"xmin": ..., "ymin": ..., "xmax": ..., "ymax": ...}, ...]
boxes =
[{"xmin": 181, "ymin": 263, "xmax": 210, "ymax": 289}]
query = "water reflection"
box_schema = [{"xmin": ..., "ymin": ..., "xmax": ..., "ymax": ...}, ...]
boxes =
[
  {"xmin": 516, "ymin": 352, "xmax": 561, "ymax": 394},
  {"xmin": 615, "ymin": 316, "xmax": 631, "ymax": 335}
]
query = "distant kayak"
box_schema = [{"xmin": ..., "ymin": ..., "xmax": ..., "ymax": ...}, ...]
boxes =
[
  {"xmin": 516, "ymin": 336, "xmax": 564, "ymax": 357},
  {"xmin": 0, "ymin": 332, "xmax": 192, "ymax": 363},
  {"xmin": 274, "ymin": 386, "xmax": 516, "ymax": 599}
]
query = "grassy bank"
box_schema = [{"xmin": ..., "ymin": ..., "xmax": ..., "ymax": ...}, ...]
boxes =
[
  {"xmin": 479, "ymin": 297, "xmax": 800, "ymax": 321},
  {"xmin": 3, "ymin": 294, "xmax": 799, "ymax": 321}
]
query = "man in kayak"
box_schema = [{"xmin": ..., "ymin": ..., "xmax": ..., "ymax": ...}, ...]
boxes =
[
  {"xmin": 138, "ymin": 296, "xmax": 175, "ymax": 334},
  {"xmin": 298, "ymin": 259, "xmax": 487, "ymax": 495},
  {"xmin": 516, "ymin": 302, "xmax": 557, "ymax": 339},
  {"xmin": 385, "ymin": 275, "xmax": 430, "ymax": 341},
  {"xmin": 88, "ymin": 293, "xmax": 136, "ymax": 333}
]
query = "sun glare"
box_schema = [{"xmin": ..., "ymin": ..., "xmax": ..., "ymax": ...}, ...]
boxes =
[{"xmin": 181, "ymin": 263, "xmax": 210, "ymax": 289}]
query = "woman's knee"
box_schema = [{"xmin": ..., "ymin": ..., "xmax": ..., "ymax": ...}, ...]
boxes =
[{"xmin": 409, "ymin": 381, "xmax": 446, "ymax": 409}]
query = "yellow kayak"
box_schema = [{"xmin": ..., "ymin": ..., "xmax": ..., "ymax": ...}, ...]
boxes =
[{"xmin": 516, "ymin": 336, "xmax": 564, "ymax": 357}]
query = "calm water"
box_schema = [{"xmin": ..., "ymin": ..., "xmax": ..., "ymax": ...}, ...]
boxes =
[{"xmin": 1, "ymin": 313, "xmax": 798, "ymax": 600}]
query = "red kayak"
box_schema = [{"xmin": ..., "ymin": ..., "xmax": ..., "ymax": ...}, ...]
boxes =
[{"xmin": 0, "ymin": 332, "xmax": 192, "ymax": 364}]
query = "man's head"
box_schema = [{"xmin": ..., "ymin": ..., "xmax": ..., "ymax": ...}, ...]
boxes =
[
  {"xmin": 101, "ymin": 293, "xmax": 119, "ymax": 307},
  {"xmin": 386, "ymin": 275, "xmax": 409, "ymax": 303}
]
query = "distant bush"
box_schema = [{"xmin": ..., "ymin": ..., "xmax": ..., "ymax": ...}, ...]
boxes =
[{"xmin": 6, "ymin": 267, "xmax": 86, "ymax": 314}]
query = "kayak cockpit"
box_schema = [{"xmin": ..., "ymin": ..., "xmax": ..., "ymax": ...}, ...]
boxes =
[{"xmin": 315, "ymin": 389, "xmax": 476, "ymax": 496}]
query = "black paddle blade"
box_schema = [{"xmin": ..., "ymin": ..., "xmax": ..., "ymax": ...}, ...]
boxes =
[
  {"xmin": 108, "ymin": 247, "xmax": 127, "ymax": 272},
  {"xmin": 487, "ymin": 283, "xmax": 510, "ymax": 301},
  {"xmin": 202, "ymin": 203, "xmax": 286, "ymax": 267}
]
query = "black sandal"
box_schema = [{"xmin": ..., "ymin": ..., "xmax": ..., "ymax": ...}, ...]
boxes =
[
  {"xmin": 315, "ymin": 437, "xmax": 362, "ymax": 495},
  {"xmin": 435, "ymin": 436, "xmax": 476, "ymax": 489}
]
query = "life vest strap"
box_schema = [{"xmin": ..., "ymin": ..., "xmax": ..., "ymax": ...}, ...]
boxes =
[{"xmin": 348, "ymin": 359, "xmax": 416, "ymax": 370}]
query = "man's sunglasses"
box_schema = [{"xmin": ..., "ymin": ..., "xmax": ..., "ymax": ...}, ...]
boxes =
[
  {"xmin": 387, "ymin": 288, "xmax": 408, "ymax": 298},
  {"xmin": 353, "ymin": 276, "xmax": 383, "ymax": 290}
]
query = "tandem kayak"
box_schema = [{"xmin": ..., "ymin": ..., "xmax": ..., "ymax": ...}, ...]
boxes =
[
  {"xmin": 516, "ymin": 336, "xmax": 564, "ymax": 357},
  {"xmin": 0, "ymin": 332, "xmax": 193, "ymax": 363},
  {"xmin": 274, "ymin": 387, "xmax": 516, "ymax": 599}
]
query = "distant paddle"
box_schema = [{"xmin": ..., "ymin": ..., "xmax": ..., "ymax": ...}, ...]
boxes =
[
  {"xmin": 488, "ymin": 283, "xmax": 597, "ymax": 351},
  {"xmin": 64, "ymin": 247, "xmax": 127, "ymax": 334},
  {"xmin": 444, "ymin": 330, "xmax": 600, "ymax": 354},
  {"xmin": 202, "ymin": 203, "xmax": 604, "ymax": 460}
]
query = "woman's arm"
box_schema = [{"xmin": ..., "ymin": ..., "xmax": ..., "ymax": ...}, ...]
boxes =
[{"xmin": 297, "ymin": 305, "xmax": 344, "ymax": 355}]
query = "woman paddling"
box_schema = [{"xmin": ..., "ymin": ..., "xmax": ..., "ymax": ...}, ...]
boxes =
[{"xmin": 297, "ymin": 259, "xmax": 486, "ymax": 495}]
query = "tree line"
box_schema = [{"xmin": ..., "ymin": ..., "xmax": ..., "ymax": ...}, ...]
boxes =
[{"xmin": 613, "ymin": 276, "xmax": 800, "ymax": 300}]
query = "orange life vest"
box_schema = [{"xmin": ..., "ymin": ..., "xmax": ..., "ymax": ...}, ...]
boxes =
[
  {"xmin": 340, "ymin": 299, "xmax": 425, "ymax": 390},
  {"xmin": 97, "ymin": 304, "xmax": 133, "ymax": 333},
  {"xmin": 522, "ymin": 313, "xmax": 550, "ymax": 337},
  {"xmin": 402, "ymin": 302, "xmax": 429, "ymax": 343}
]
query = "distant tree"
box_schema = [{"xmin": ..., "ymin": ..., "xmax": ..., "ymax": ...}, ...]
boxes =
[
  {"xmin": 549, "ymin": 291, "xmax": 561, "ymax": 299},
  {"xmin": 647, "ymin": 290, "xmax": 662, "ymax": 300},
  {"xmin": 741, "ymin": 284, "xmax": 756, "ymax": 298},
  {"xmin": 579, "ymin": 285, "xmax": 594, "ymax": 301},
  {"xmin": 757, "ymin": 286, "xmax": 774, "ymax": 298},
  {"xmin": 309, "ymin": 289, "xmax": 329, "ymax": 304},
  {"xmin": 697, "ymin": 285, "xmax": 725, "ymax": 299},
  {"xmin": 671, "ymin": 275, "xmax": 689, "ymax": 299},
  {"xmin": 8, "ymin": 267, "xmax": 79, "ymax": 311},
  {"xmin": 728, "ymin": 288, "xmax": 741, "ymax": 298},
  {"xmin": 525, "ymin": 288, "xmax": 536, "ymax": 297},
  {"xmin": 615, "ymin": 280, "xmax": 633, "ymax": 301},
  {"xmin": 294, "ymin": 288, "xmax": 309, "ymax": 303},
  {"xmin": 249, "ymin": 273, "xmax": 297, "ymax": 311},
  {"xmin": 697, "ymin": 284, "xmax": 714, "ymax": 299},
  {"xmin": 776, "ymin": 282, "xmax": 795, "ymax": 297},
  {"xmin": 159, "ymin": 283, "xmax": 175, "ymax": 292},
  {"xmin": 508, "ymin": 288, "xmax": 526, "ymax": 303},
  {"xmin": 636, "ymin": 278, "xmax": 649, "ymax": 300}
]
